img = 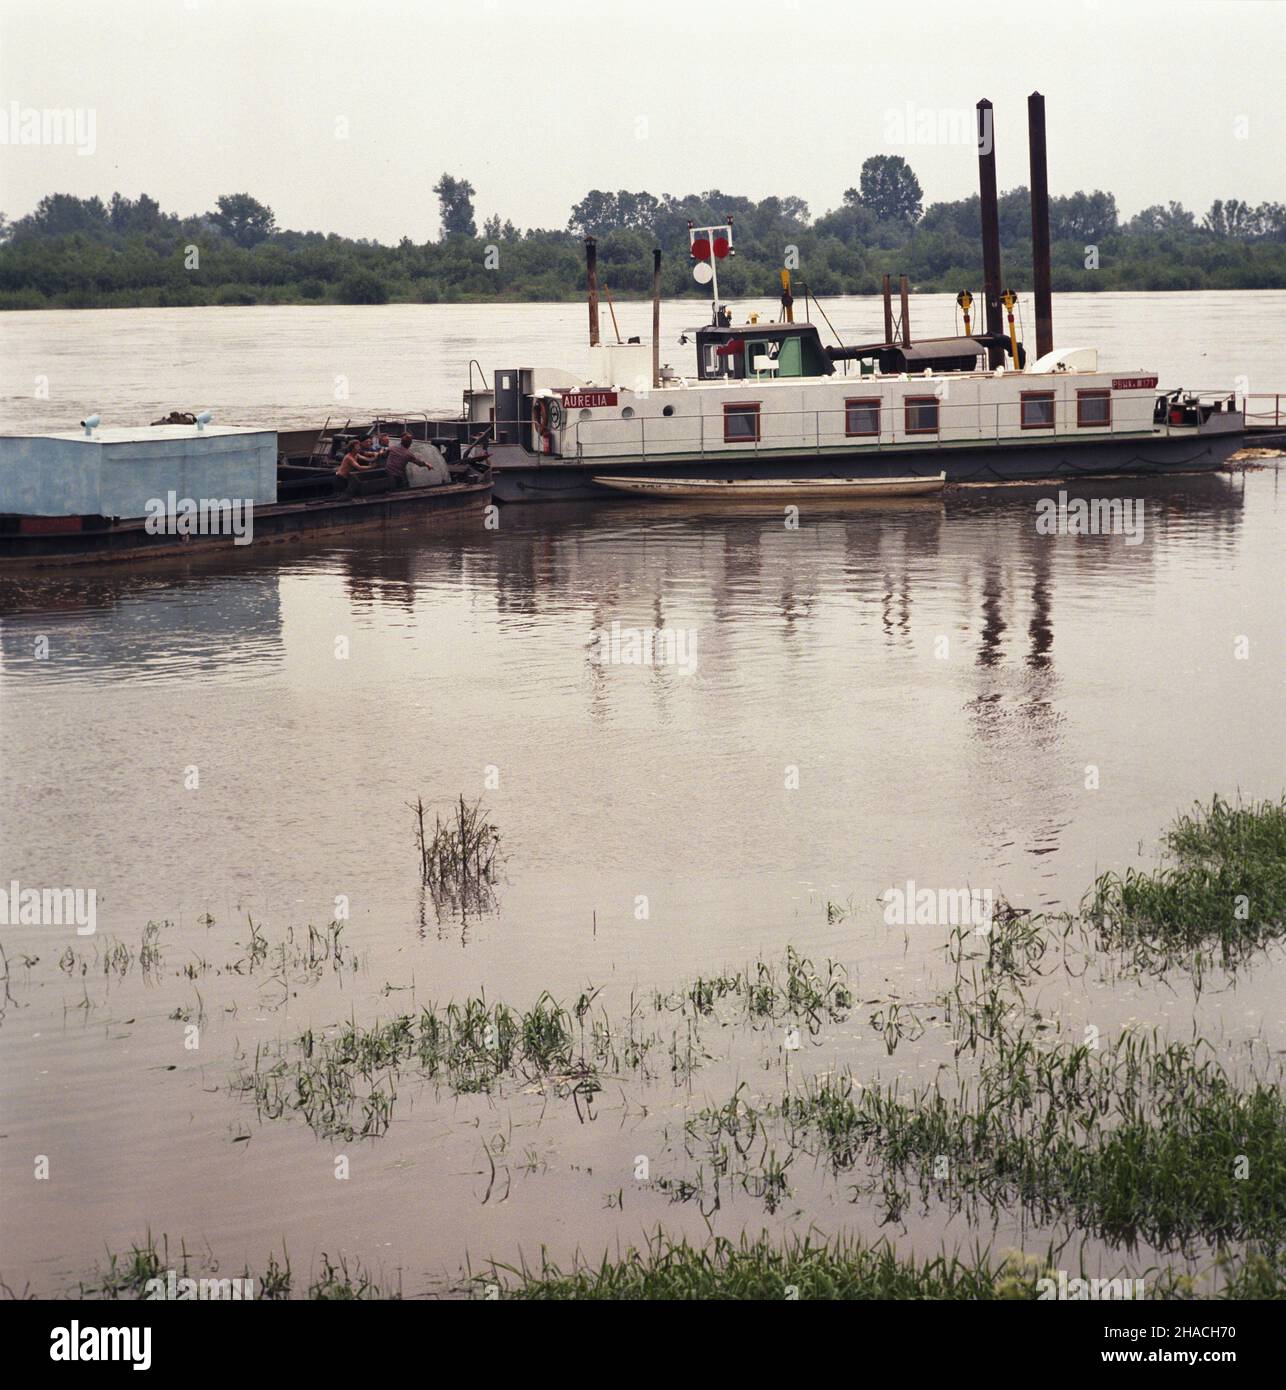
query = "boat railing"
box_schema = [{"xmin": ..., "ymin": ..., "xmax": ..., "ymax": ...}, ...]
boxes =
[
  {"xmin": 567, "ymin": 396, "xmax": 1142, "ymax": 460},
  {"xmin": 1240, "ymin": 393, "xmax": 1284, "ymax": 429}
]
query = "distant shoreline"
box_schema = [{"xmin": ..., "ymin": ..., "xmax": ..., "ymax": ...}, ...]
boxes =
[{"xmin": 4, "ymin": 282, "xmax": 1286, "ymax": 313}]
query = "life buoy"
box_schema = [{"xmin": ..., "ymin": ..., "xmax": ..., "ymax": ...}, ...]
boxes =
[{"xmin": 532, "ymin": 398, "xmax": 549, "ymax": 435}]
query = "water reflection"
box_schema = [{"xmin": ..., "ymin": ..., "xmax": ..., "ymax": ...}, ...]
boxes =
[
  {"xmin": 0, "ymin": 471, "xmax": 1274, "ymax": 1035},
  {"xmin": 0, "ymin": 563, "xmax": 284, "ymax": 684},
  {"xmin": 0, "ymin": 473, "xmax": 1246, "ymax": 695}
]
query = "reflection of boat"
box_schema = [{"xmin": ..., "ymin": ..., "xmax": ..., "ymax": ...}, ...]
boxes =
[{"xmin": 593, "ymin": 472, "xmax": 945, "ymax": 500}]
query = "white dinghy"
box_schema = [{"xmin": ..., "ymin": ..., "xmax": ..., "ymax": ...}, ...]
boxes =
[{"xmin": 592, "ymin": 473, "xmax": 946, "ymax": 501}]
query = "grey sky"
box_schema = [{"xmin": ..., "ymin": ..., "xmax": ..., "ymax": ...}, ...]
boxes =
[{"xmin": 1, "ymin": 0, "xmax": 1282, "ymax": 242}]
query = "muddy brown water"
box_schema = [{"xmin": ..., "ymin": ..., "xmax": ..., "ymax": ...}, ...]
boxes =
[{"xmin": 0, "ymin": 295, "xmax": 1283, "ymax": 1295}]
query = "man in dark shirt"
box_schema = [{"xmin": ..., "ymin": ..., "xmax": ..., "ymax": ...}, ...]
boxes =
[{"xmin": 384, "ymin": 432, "xmax": 416, "ymax": 488}]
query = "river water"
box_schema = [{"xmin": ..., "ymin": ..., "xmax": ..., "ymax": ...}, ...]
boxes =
[{"xmin": 0, "ymin": 294, "xmax": 1282, "ymax": 1294}]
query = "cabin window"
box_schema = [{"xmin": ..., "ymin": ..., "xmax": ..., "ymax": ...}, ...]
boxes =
[
  {"xmin": 723, "ymin": 402, "xmax": 761, "ymax": 444},
  {"xmin": 777, "ymin": 337, "xmax": 803, "ymax": 377},
  {"xmin": 905, "ymin": 395, "xmax": 939, "ymax": 434},
  {"xmin": 1021, "ymin": 391, "xmax": 1056, "ymax": 429},
  {"xmin": 1077, "ymin": 389, "xmax": 1111, "ymax": 427},
  {"xmin": 845, "ymin": 398, "xmax": 881, "ymax": 436},
  {"xmin": 747, "ymin": 340, "xmax": 779, "ymax": 376}
]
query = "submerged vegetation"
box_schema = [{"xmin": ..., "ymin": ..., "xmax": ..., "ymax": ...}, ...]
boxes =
[
  {"xmin": 48, "ymin": 1231, "xmax": 1286, "ymax": 1301},
  {"xmin": 480, "ymin": 1233, "xmax": 1286, "ymax": 1302},
  {"xmin": 233, "ymin": 946, "xmax": 857, "ymax": 1139},
  {"xmin": 412, "ymin": 794, "xmax": 501, "ymax": 920},
  {"xmin": 1088, "ymin": 794, "xmax": 1286, "ymax": 967},
  {"xmin": 687, "ymin": 1030, "xmax": 1286, "ymax": 1247},
  {"xmin": 9, "ymin": 795, "xmax": 1284, "ymax": 1299},
  {"xmin": 68, "ymin": 1232, "xmax": 394, "ymax": 1301}
]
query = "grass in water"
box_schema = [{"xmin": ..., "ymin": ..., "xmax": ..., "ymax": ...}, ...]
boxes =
[
  {"xmin": 233, "ymin": 948, "xmax": 851, "ymax": 1139},
  {"xmin": 44, "ymin": 1230, "xmax": 1286, "ymax": 1300},
  {"xmin": 1087, "ymin": 794, "xmax": 1286, "ymax": 967},
  {"xmin": 68, "ymin": 1233, "xmax": 392, "ymax": 1300},
  {"xmin": 474, "ymin": 1232, "xmax": 1286, "ymax": 1301},
  {"xmin": 676, "ymin": 986, "xmax": 1286, "ymax": 1249},
  {"xmin": 412, "ymin": 794, "xmax": 501, "ymax": 919}
]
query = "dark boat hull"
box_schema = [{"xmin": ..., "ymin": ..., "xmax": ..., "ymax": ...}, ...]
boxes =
[
  {"xmin": 489, "ymin": 428, "xmax": 1244, "ymax": 503},
  {"xmin": 0, "ymin": 478, "xmax": 491, "ymax": 567}
]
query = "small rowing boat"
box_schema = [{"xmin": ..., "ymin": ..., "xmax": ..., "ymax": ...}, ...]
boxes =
[{"xmin": 591, "ymin": 473, "xmax": 946, "ymax": 500}]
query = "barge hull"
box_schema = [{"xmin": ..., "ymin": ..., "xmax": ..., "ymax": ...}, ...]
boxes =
[
  {"xmin": 0, "ymin": 480, "xmax": 490, "ymax": 567},
  {"xmin": 490, "ymin": 430, "xmax": 1243, "ymax": 503}
]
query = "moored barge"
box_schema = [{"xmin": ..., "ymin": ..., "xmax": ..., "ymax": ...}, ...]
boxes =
[
  {"xmin": 413, "ymin": 93, "xmax": 1248, "ymax": 502},
  {"xmin": 0, "ymin": 422, "xmax": 490, "ymax": 566}
]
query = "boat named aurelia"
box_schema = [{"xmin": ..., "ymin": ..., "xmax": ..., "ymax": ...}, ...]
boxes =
[{"xmin": 419, "ymin": 95, "xmax": 1246, "ymax": 503}]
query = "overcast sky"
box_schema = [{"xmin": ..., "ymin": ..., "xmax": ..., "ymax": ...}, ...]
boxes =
[{"xmin": 2, "ymin": 0, "xmax": 1282, "ymax": 242}]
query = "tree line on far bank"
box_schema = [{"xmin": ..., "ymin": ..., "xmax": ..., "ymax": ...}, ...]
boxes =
[{"xmin": 1, "ymin": 157, "xmax": 1283, "ymax": 311}]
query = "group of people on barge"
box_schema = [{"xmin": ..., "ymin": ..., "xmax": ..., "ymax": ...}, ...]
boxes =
[{"xmin": 335, "ymin": 431, "xmax": 450, "ymax": 494}]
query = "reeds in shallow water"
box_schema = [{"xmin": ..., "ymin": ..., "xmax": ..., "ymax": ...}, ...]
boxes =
[{"xmin": 411, "ymin": 794, "xmax": 501, "ymax": 919}]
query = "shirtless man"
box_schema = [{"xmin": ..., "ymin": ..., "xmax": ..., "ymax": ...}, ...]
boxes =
[{"xmin": 335, "ymin": 439, "xmax": 375, "ymax": 492}]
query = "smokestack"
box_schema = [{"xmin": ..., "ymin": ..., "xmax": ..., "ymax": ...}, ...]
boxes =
[
  {"xmin": 651, "ymin": 248, "xmax": 662, "ymax": 389},
  {"xmin": 977, "ymin": 99, "xmax": 1004, "ymax": 368},
  {"xmin": 882, "ymin": 273, "xmax": 894, "ymax": 343},
  {"xmin": 585, "ymin": 237, "xmax": 600, "ymax": 347},
  {"xmin": 899, "ymin": 274, "xmax": 911, "ymax": 346},
  {"xmin": 1027, "ymin": 90, "xmax": 1054, "ymax": 361}
]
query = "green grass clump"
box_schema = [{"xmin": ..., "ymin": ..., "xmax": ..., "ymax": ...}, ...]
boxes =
[
  {"xmin": 481, "ymin": 1233, "xmax": 1025, "ymax": 1300},
  {"xmin": 235, "ymin": 991, "xmax": 601, "ymax": 1138},
  {"xmin": 704, "ymin": 1029, "xmax": 1286, "ymax": 1249},
  {"xmin": 66, "ymin": 1234, "xmax": 392, "ymax": 1300},
  {"xmin": 1088, "ymin": 795, "xmax": 1286, "ymax": 964},
  {"xmin": 478, "ymin": 1233, "xmax": 1286, "ymax": 1301},
  {"xmin": 235, "ymin": 948, "xmax": 852, "ymax": 1140},
  {"xmin": 658, "ymin": 945, "xmax": 853, "ymax": 1031}
]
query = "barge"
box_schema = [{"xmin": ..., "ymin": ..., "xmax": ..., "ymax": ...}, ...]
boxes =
[
  {"xmin": 0, "ymin": 422, "xmax": 490, "ymax": 566},
  {"xmin": 437, "ymin": 334, "xmax": 1243, "ymax": 504},
  {"xmin": 409, "ymin": 93, "xmax": 1247, "ymax": 502}
]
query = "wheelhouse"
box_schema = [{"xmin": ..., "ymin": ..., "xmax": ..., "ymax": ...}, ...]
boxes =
[{"xmin": 694, "ymin": 324, "xmax": 834, "ymax": 382}]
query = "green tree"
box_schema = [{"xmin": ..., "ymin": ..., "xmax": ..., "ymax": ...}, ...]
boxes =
[
  {"xmin": 847, "ymin": 156, "xmax": 923, "ymax": 224},
  {"xmin": 338, "ymin": 269, "xmax": 389, "ymax": 304},
  {"xmin": 433, "ymin": 174, "xmax": 477, "ymax": 238},
  {"xmin": 1129, "ymin": 202, "xmax": 1196, "ymax": 234},
  {"xmin": 11, "ymin": 193, "xmax": 109, "ymax": 240},
  {"xmin": 210, "ymin": 193, "xmax": 276, "ymax": 248},
  {"xmin": 1050, "ymin": 190, "xmax": 1117, "ymax": 241}
]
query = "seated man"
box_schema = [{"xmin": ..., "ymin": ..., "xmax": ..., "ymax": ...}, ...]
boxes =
[{"xmin": 384, "ymin": 432, "xmax": 417, "ymax": 489}]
